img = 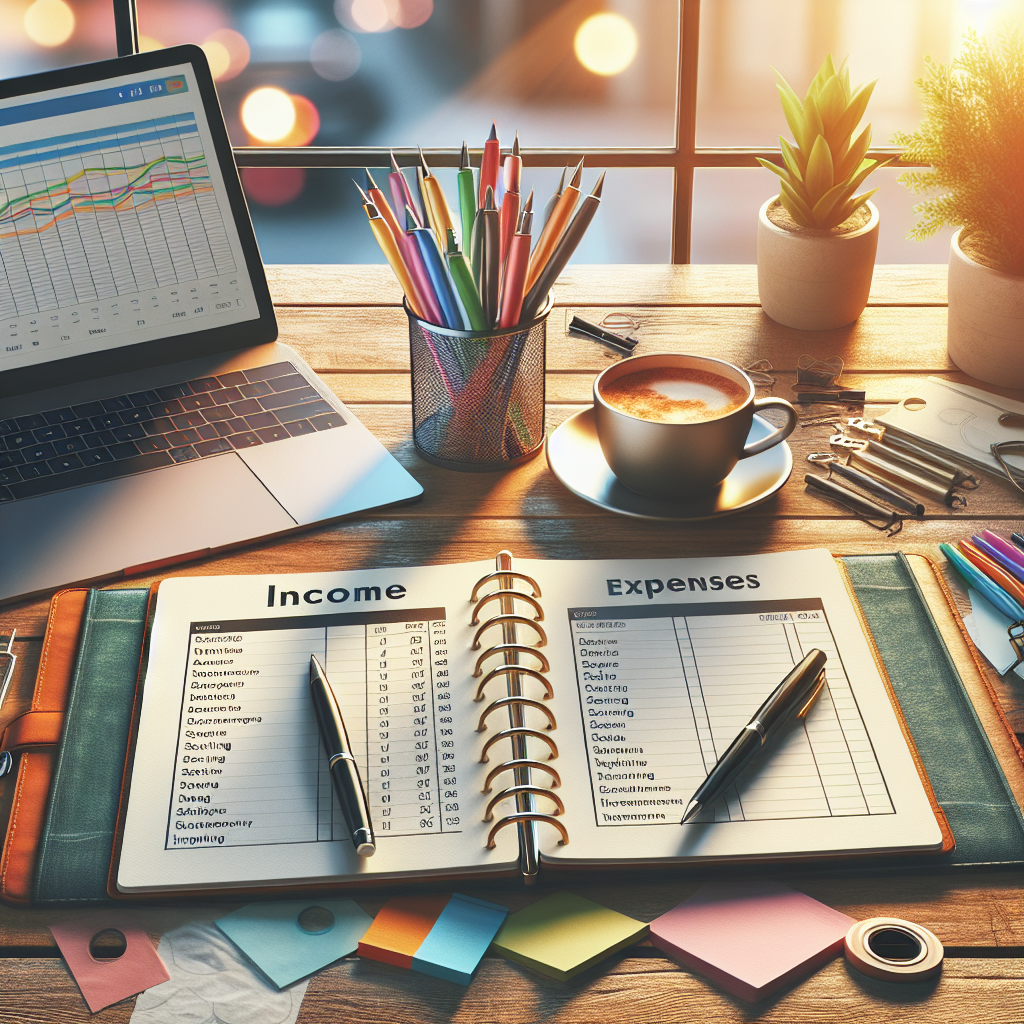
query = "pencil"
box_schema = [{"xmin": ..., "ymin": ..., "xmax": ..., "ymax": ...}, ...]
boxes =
[
  {"xmin": 457, "ymin": 141, "xmax": 476, "ymax": 250},
  {"xmin": 360, "ymin": 199, "xmax": 426, "ymax": 320},
  {"xmin": 521, "ymin": 171, "xmax": 603, "ymax": 322},
  {"xmin": 388, "ymin": 151, "xmax": 422, "ymax": 227},
  {"xmin": 526, "ymin": 158, "xmax": 583, "ymax": 294},
  {"xmin": 445, "ymin": 228, "xmax": 487, "ymax": 331},
  {"xmin": 420, "ymin": 148, "xmax": 456, "ymax": 249},
  {"xmin": 499, "ymin": 191, "xmax": 532, "ymax": 328},
  {"xmin": 479, "ymin": 186, "xmax": 501, "ymax": 328},
  {"xmin": 407, "ymin": 207, "xmax": 465, "ymax": 330},
  {"xmin": 479, "ymin": 121, "xmax": 500, "ymax": 207},
  {"xmin": 499, "ymin": 131, "xmax": 521, "ymax": 266},
  {"xmin": 361, "ymin": 174, "xmax": 437, "ymax": 324}
]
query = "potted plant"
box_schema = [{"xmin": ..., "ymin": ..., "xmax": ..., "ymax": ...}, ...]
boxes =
[
  {"xmin": 756, "ymin": 56, "xmax": 891, "ymax": 330},
  {"xmin": 893, "ymin": 29, "xmax": 1023, "ymax": 388}
]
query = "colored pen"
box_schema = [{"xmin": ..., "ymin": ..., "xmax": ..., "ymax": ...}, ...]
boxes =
[
  {"xmin": 419, "ymin": 148, "xmax": 456, "ymax": 249},
  {"xmin": 309, "ymin": 655, "xmax": 375, "ymax": 857},
  {"xmin": 357, "ymin": 192, "xmax": 426, "ymax": 320},
  {"xmin": 540, "ymin": 166, "xmax": 566, "ymax": 234},
  {"xmin": 682, "ymin": 650, "xmax": 828, "ymax": 824},
  {"xmin": 479, "ymin": 120, "xmax": 500, "ymax": 207},
  {"xmin": 358, "ymin": 179, "xmax": 435, "ymax": 323},
  {"xmin": 498, "ymin": 191, "xmax": 533, "ymax": 328},
  {"xmin": 479, "ymin": 185, "xmax": 500, "ymax": 328},
  {"xmin": 526, "ymin": 158, "xmax": 583, "ymax": 294},
  {"xmin": 958, "ymin": 540, "xmax": 1024, "ymax": 608},
  {"xmin": 499, "ymin": 131, "xmax": 521, "ymax": 265},
  {"xmin": 445, "ymin": 228, "xmax": 487, "ymax": 331},
  {"xmin": 457, "ymin": 140, "xmax": 476, "ymax": 249},
  {"xmin": 976, "ymin": 530, "xmax": 1024, "ymax": 583},
  {"xmin": 388, "ymin": 151, "xmax": 422, "ymax": 227},
  {"xmin": 521, "ymin": 171, "xmax": 603, "ymax": 321},
  {"xmin": 406, "ymin": 207, "xmax": 464, "ymax": 330},
  {"xmin": 940, "ymin": 543, "xmax": 1024, "ymax": 622}
]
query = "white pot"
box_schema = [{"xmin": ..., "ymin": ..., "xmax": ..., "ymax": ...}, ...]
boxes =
[
  {"xmin": 757, "ymin": 197, "xmax": 879, "ymax": 330},
  {"xmin": 947, "ymin": 230, "xmax": 1024, "ymax": 388}
]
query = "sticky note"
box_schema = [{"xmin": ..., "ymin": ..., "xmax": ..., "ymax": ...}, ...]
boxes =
[
  {"xmin": 216, "ymin": 899, "xmax": 373, "ymax": 989},
  {"xmin": 49, "ymin": 911, "xmax": 170, "ymax": 1013},
  {"xmin": 649, "ymin": 881, "xmax": 856, "ymax": 1002},
  {"xmin": 491, "ymin": 891, "xmax": 647, "ymax": 980},
  {"xmin": 359, "ymin": 893, "xmax": 509, "ymax": 985}
]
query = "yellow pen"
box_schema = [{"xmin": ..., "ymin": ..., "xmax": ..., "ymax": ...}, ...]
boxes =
[
  {"xmin": 525, "ymin": 158, "xmax": 582, "ymax": 294},
  {"xmin": 419, "ymin": 148, "xmax": 456, "ymax": 248},
  {"xmin": 361, "ymin": 199, "xmax": 426, "ymax": 319}
]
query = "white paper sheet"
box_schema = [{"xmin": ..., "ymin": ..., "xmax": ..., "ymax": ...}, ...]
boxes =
[
  {"xmin": 129, "ymin": 922, "xmax": 308, "ymax": 1024},
  {"xmin": 964, "ymin": 587, "xmax": 1024, "ymax": 680}
]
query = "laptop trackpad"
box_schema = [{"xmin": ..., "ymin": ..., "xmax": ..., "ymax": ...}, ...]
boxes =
[{"xmin": 0, "ymin": 455, "xmax": 294, "ymax": 599}]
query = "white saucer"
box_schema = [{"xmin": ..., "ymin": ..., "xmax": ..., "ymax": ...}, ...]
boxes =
[{"xmin": 546, "ymin": 407, "xmax": 793, "ymax": 522}]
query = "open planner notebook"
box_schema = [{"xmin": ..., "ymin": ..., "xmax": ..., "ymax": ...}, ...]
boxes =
[{"xmin": 115, "ymin": 549, "xmax": 947, "ymax": 894}]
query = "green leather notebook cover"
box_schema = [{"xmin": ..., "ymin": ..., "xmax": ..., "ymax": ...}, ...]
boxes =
[
  {"xmin": 842, "ymin": 553, "xmax": 1024, "ymax": 867},
  {"xmin": 33, "ymin": 587, "xmax": 150, "ymax": 903}
]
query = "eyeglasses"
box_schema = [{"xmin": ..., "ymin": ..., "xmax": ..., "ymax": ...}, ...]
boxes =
[{"xmin": 991, "ymin": 441, "xmax": 1024, "ymax": 496}]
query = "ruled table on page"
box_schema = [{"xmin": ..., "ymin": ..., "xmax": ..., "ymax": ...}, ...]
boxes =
[
  {"xmin": 567, "ymin": 600, "xmax": 894, "ymax": 827},
  {"xmin": 165, "ymin": 607, "xmax": 460, "ymax": 849}
]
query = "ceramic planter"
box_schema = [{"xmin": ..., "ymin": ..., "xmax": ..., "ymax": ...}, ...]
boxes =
[
  {"xmin": 947, "ymin": 230, "xmax": 1024, "ymax": 388},
  {"xmin": 757, "ymin": 198, "xmax": 879, "ymax": 330}
]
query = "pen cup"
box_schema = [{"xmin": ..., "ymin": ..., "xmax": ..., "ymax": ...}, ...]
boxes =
[{"xmin": 405, "ymin": 295, "xmax": 552, "ymax": 471}]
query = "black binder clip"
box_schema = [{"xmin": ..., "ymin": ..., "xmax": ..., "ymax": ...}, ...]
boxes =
[{"xmin": 1008, "ymin": 622, "xmax": 1024, "ymax": 673}]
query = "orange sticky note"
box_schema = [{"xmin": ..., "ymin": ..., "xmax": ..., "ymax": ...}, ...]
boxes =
[{"xmin": 358, "ymin": 894, "xmax": 451, "ymax": 969}]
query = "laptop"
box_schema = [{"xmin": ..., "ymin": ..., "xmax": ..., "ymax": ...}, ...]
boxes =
[{"xmin": 0, "ymin": 46, "xmax": 422, "ymax": 604}]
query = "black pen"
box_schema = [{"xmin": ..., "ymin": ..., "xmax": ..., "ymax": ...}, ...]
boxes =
[
  {"xmin": 309, "ymin": 654, "xmax": 375, "ymax": 856},
  {"xmin": 681, "ymin": 649, "xmax": 828, "ymax": 824}
]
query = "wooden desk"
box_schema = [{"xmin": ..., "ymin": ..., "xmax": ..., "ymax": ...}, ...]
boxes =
[{"xmin": 1, "ymin": 265, "xmax": 1022, "ymax": 1022}]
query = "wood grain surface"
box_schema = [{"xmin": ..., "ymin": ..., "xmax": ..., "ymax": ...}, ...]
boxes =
[{"xmin": 1, "ymin": 265, "xmax": 1022, "ymax": 1022}]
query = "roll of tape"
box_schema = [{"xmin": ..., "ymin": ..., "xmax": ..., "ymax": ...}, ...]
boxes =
[{"xmin": 844, "ymin": 918, "xmax": 943, "ymax": 982}]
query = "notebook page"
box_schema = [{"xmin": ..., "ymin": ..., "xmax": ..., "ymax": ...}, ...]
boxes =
[
  {"xmin": 524, "ymin": 550, "xmax": 945, "ymax": 865},
  {"xmin": 117, "ymin": 562, "xmax": 520, "ymax": 892}
]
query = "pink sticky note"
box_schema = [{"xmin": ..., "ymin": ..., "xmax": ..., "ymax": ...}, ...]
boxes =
[
  {"xmin": 49, "ymin": 911, "xmax": 170, "ymax": 1013},
  {"xmin": 649, "ymin": 882, "xmax": 855, "ymax": 1003}
]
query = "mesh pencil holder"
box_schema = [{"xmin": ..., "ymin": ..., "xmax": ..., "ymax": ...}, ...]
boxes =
[{"xmin": 406, "ymin": 295, "xmax": 552, "ymax": 472}]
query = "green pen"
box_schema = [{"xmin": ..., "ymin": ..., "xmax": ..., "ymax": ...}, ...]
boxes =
[
  {"xmin": 457, "ymin": 141, "xmax": 476, "ymax": 251},
  {"xmin": 446, "ymin": 228, "xmax": 487, "ymax": 331}
]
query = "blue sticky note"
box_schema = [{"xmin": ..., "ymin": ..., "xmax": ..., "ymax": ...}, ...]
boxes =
[
  {"xmin": 216, "ymin": 899, "xmax": 373, "ymax": 989},
  {"xmin": 411, "ymin": 893, "xmax": 509, "ymax": 985}
]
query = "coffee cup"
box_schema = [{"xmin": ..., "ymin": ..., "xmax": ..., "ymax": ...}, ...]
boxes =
[{"xmin": 593, "ymin": 353, "xmax": 797, "ymax": 498}]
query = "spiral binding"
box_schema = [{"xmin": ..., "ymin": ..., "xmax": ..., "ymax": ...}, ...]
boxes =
[{"xmin": 470, "ymin": 550, "xmax": 567, "ymax": 879}]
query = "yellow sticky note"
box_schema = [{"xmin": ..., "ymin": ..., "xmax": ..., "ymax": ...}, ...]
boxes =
[{"xmin": 491, "ymin": 892, "xmax": 647, "ymax": 980}]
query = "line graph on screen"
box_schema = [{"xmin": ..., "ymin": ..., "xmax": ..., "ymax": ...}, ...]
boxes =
[{"xmin": 0, "ymin": 115, "xmax": 235, "ymax": 319}]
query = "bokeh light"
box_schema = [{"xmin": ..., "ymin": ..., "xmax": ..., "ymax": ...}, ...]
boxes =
[
  {"xmin": 276, "ymin": 95, "xmax": 321, "ymax": 147},
  {"xmin": 241, "ymin": 87, "xmax": 296, "ymax": 144},
  {"xmin": 138, "ymin": 34, "xmax": 164, "ymax": 52},
  {"xmin": 349, "ymin": 0, "xmax": 392, "ymax": 33},
  {"xmin": 310, "ymin": 28, "xmax": 361, "ymax": 81},
  {"xmin": 574, "ymin": 12, "xmax": 638, "ymax": 76},
  {"xmin": 242, "ymin": 168, "xmax": 306, "ymax": 207},
  {"xmin": 202, "ymin": 28, "xmax": 250, "ymax": 81},
  {"xmin": 23, "ymin": 0, "xmax": 75, "ymax": 47},
  {"xmin": 385, "ymin": 0, "xmax": 433, "ymax": 29}
]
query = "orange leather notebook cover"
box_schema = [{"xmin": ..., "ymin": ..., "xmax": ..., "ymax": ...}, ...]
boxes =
[{"xmin": 0, "ymin": 589, "xmax": 88, "ymax": 905}]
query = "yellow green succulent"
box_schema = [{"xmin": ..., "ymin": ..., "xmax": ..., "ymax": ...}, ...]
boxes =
[{"xmin": 758, "ymin": 55, "xmax": 890, "ymax": 230}]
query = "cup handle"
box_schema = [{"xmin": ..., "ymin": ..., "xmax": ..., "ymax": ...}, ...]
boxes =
[{"xmin": 741, "ymin": 397, "xmax": 798, "ymax": 458}]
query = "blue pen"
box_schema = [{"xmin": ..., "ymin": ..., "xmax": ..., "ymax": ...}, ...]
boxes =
[
  {"xmin": 940, "ymin": 543, "xmax": 1024, "ymax": 622},
  {"xmin": 975, "ymin": 531, "xmax": 1024, "ymax": 584},
  {"xmin": 406, "ymin": 207, "xmax": 465, "ymax": 330}
]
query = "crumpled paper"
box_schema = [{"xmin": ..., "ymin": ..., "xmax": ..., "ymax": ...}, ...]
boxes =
[{"xmin": 129, "ymin": 922, "xmax": 308, "ymax": 1024}]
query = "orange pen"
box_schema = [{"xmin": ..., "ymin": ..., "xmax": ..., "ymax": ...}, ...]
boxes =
[
  {"xmin": 525, "ymin": 158, "xmax": 582, "ymax": 294},
  {"xmin": 958, "ymin": 539, "xmax": 1024, "ymax": 607}
]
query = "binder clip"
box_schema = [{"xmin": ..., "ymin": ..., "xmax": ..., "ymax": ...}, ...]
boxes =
[{"xmin": 1008, "ymin": 622, "xmax": 1024, "ymax": 673}]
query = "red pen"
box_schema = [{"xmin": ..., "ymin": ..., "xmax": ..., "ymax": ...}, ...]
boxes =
[
  {"xmin": 499, "ymin": 132, "xmax": 521, "ymax": 265},
  {"xmin": 478, "ymin": 121, "xmax": 500, "ymax": 207},
  {"xmin": 498, "ymin": 191, "xmax": 533, "ymax": 328}
]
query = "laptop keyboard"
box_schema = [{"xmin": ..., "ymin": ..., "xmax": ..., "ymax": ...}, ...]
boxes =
[{"xmin": 0, "ymin": 361, "xmax": 344, "ymax": 504}]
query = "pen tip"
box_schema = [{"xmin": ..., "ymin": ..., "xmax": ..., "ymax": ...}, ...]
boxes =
[
  {"xmin": 512, "ymin": 131, "xmax": 520, "ymax": 156},
  {"xmin": 460, "ymin": 140, "xmax": 469, "ymax": 167},
  {"xmin": 418, "ymin": 146, "xmax": 430, "ymax": 175},
  {"xmin": 484, "ymin": 184, "xmax": 495, "ymax": 210},
  {"xmin": 591, "ymin": 171, "xmax": 606, "ymax": 198},
  {"xmin": 523, "ymin": 188, "xmax": 534, "ymax": 212},
  {"xmin": 488, "ymin": 120, "xmax": 498, "ymax": 141},
  {"xmin": 364, "ymin": 167, "xmax": 378, "ymax": 190},
  {"xmin": 353, "ymin": 179, "xmax": 371, "ymax": 203},
  {"xmin": 389, "ymin": 150, "xmax": 400, "ymax": 173},
  {"xmin": 681, "ymin": 800, "xmax": 702, "ymax": 824},
  {"xmin": 569, "ymin": 159, "xmax": 584, "ymax": 187},
  {"xmin": 556, "ymin": 166, "xmax": 567, "ymax": 194}
]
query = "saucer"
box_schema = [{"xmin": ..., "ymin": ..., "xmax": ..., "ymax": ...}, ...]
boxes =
[{"xmin": 546, "ymin": 407, "xmax": 793, "ymax": 522}]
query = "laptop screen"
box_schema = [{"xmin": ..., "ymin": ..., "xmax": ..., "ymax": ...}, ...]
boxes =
[{"xmin": 0, "ymin": 60, "xmax": 261, "ymax": 378}]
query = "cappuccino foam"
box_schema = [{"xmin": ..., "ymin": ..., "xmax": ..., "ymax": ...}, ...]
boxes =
[{"xmin": 601, "ymin": 366, "xmax": 748, "ymax": 424}]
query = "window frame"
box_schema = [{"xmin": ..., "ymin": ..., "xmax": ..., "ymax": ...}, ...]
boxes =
[{"xmin": 113, "ymin": 0, "xmax": 913, "ymax": 263}]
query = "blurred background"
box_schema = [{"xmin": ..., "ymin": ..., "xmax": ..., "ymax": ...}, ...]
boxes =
[{"xmin": 2, "ymin": 0, "xmax": 1021, "ymax": 263}]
